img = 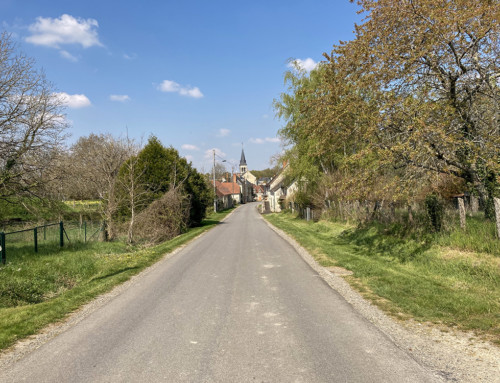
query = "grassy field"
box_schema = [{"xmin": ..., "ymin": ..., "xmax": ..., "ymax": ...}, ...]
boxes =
[
  {"xmin": 0, "ymin": 209, "xmax": 233, "ymax": 351},
  {"xmin": 265, "ymin": 212, "xmax": 500, "ymax": 343}
]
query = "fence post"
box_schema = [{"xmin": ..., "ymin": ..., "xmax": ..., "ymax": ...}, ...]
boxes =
[
  {"xmin": 0, "ymin": 232, "xmax": 5, "ymax": 265},
  {"xmin": 59, "ymin": 221, "xmax": 64, "ymax": 247},
  {"xmin": 34, "ymin": 227, "xmax": 38, "ymax": 253},
  {"xmin": 84, "ymin": 221, "xmax": 87, "ymax": 243}
]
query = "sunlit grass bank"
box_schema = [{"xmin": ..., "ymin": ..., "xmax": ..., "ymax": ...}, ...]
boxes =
[{"xmin": 265, "ymin": 212, "xmax": 500, "ymax": 343}]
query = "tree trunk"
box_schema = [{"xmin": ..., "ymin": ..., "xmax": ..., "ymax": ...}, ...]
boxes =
[
  {"xmin": 458, "ymin": 197, "xmax": 466, "ymax": 230},
  {"xmin": 128, "ymin": 205, "xmax": 135, "ymax": 244},
  {"xmin": 494, "ymin": 198, "xmax": 500, "ymax": 239}
]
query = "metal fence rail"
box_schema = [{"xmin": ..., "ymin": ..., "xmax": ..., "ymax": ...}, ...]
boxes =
[{"xmin": 0, "ymin": 221, "xmax": 102, "ymax": 265}]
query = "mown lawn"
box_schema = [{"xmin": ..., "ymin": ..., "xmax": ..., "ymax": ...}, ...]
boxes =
[
  {"xmin": 265, "ymin": 212, "xmax": 500, "ymax": 343},
  {"xmin": 0, "ymin": 209, "xmax": 233, "ymax": 351}
]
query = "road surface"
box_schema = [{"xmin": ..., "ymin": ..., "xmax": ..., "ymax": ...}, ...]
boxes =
[{"xmin": 0, "ymin": 203, "xmax": 440, "ymax": 382}]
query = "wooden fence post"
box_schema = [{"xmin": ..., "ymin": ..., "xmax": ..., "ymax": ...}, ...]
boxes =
[
  {"xmin": 458, "ymin": 197, "xmax": 466, "ymax": 229},
  {"xmin": 494, "ymin": 198, "xmax": 500, "ymax": 239}
]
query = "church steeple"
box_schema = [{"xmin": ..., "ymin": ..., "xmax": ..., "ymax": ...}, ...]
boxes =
[{"xmin": 239, "ymin": 145, "xmax": 247, "ymax": 174}]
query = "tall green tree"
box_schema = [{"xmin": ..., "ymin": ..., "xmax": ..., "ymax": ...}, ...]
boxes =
[{"xmin": 131, "ymin": 136, "xmax": 210, "ymax": 227}]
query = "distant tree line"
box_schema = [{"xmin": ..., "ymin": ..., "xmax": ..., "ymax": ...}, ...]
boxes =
[{"xmin": 274, "ymin": 0, "xmax": 499, "ymax": 231}]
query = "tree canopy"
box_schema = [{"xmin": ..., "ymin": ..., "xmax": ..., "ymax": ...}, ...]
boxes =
[{"xmin": 275, "ymin": 0, "xmax": 500, "ymax": 207}]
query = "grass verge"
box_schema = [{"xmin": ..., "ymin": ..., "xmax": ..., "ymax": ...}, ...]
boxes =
[
  {"xmin": 264, "ymin": 212, "xmax": 500, "ymax": 343},
  {"xmin": 0, "ymin": 208, "xmax": 234, "ymax": 351}
]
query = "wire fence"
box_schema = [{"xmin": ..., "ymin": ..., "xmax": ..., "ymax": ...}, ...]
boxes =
[{"xmin": 0, "ymin": 221, "xmax": 103, "ymax": 265}]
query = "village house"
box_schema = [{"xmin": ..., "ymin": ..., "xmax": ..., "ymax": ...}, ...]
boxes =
[
  {"xmin": 253, "ymin": 184, "xmax": 266, "ymax": 202},
  {"xmin": 215, "ymin": 180, "xmax": 241, "ymax": 210},
  {"xmin": 268, "ymin": 162, "xmax": 297, "ymax": 212}
]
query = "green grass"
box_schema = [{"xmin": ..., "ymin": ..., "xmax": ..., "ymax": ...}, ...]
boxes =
[
  {"xmin": 0, "ymin": 208, "xmax": 234, "ymax": 351},
  {"xmin": 265, "ymin": 212, "xmax": 500, "ymax": 343}
]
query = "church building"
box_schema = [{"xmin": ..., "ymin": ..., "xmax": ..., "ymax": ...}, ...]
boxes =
[{"xmin": 233, "ymin": 147, "xmax": 256, "ymax": 202}]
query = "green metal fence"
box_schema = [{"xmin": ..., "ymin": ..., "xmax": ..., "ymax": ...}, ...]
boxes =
[{"xmin": 0, "ymin": 221, "xmax": 103, "ymax": 265}]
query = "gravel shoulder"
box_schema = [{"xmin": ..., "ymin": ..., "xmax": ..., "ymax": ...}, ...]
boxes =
[{"xmin": 263, "ymin": 215, "xmax": 500, "ymax": 383}]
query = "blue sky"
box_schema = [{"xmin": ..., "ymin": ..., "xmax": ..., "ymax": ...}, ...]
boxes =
[{"xmin": 1, "ymin": 0, "xmax": 362, "ymax": 172}]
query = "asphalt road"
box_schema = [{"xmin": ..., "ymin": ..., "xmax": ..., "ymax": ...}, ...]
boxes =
[{"xmin": 0, "ymin": 203, "xmax": 440, "ymax": 382}]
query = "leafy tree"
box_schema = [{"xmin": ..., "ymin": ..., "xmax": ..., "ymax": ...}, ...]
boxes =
[
  {"xmin": 134, "ymin": 136, "xmax": 210, "ymax": 227},
  {"xmin": 275, "ymin": 0, "xmax": 499, "ymax": 219},
  {"xmin": 343, "ymin": 0, "xmax": 500, "ymax": 200}
]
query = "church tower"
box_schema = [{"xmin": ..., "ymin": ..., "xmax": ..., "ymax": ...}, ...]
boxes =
[{"xmin": 239, "ymin": 147, "xmax": 247, "ymax": 174}]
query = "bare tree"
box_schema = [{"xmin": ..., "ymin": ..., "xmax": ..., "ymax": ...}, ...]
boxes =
[
  {"xmin": 68, "ymin": 134, "xmax": 130, "ymax": 240},
  {"xmin": 0, "ymin": 32, "xmax": 67, "ymax": 200},
  {"xmin": 116, "ymin": 137, "xmax": 150, "ymax": 244}
]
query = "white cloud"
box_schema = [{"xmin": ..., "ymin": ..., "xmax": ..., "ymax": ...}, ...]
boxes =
[
  {"xmin": 250, "ymin": 137, "xmax": 280, "ymax": 144},
  {"xmin": 250, "ymin": 138, "xmax": 265, "ymax": 144},
  {"xmin": 204, "ymin": 148, "xmax": 226, "ymax": 159},
  {"xmin": 59, "ymin": 50, "xmax": 78, "ymax": 62},
  {"xmin": 288, "ymin": 58, "xmax": 318, "ymax": 72},
  {"xmin": 184, "ymin": 154, "xmax": 194, "ymax": 162},
  {"xmin": 181, "ymin": 144, "xmax": 199, "ymax": 151},
  {"xmin": 26, "ymin": 14, "xmax": 103, "ymax": 49},
  {"xmin": 265, "ymin": 137, "xmax": 281, "ymax": 143},
  {"xmin": 262, "ymin": 114, "xmax": 269, "ymax": 119},
  {"xmin": 109, "ymin": 94, "xmax": 130, "ymax": 102},
  {"xmin": 123, "ymin": 53, "xmax": 137, "ymax": 60},
  {"xmin": 217, "ymin": 128, "xmax": 230, "ymax": 137},
  {"xmin": 158, "ymin": 80, "xmax": 204, "ymax": 99},
  {"xmin": 56, "ymin": 92, "xmax": 91, "ymax": 108}
]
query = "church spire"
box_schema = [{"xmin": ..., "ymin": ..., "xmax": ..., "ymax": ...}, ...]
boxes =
[{"xmin": 239, "ymin": 144, "xmax": 247, "ymax": 173}]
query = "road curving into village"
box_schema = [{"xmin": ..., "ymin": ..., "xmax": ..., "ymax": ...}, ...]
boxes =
[{"xmin": 0, "ymin": 203, "xmax": 442, "ymax": 382}]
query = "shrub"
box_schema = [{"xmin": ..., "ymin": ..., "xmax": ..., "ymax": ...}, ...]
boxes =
[{"xmin": 133, "ymin": 188, "xmax": 190, "ymax": 245}]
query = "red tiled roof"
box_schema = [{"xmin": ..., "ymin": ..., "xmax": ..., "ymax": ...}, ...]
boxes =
[
  {"xmin": 216, "ymin": 182, "xmax": 240, "ymax": 196},
  {"xmin": 254, "ymin": 185, "xmax": 264, "ymax": 193}
]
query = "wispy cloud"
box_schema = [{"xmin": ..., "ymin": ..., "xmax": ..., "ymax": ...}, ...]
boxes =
[
  {"xmin": 288, "ymin": 58, "xmax": 318, "ymax": 72},
  {"xmin": 250, "ymin": 137, "xmax": 280, "ymax": 144},
  {"xmin": 158, "ymin": 80, "xmax": 204, "ymax": 99},
  {"xmin": 60, "ymin": 50, "xmax": 78, "ymax": 62},
  {"xmin": 26, "ymin": 14, "xmax": 103, "ymax": 49},
  {"xmin": 123, "ymin": 53, "xmax": 137, "ymax": 60},
  {"xmin": 56, "ymin": 92, "xmax": 91, "ymax": 108},
  {"xmin": 181, "ymin": 144, "xmax": 199, "ymax": 151},
  {"xmin": 265, "ymin": 137, "xmax": 281, "ymax": 143},
  {"xmin": 217, "ymin": 128, "xmax": 230, "ymax": 137},
  {"xmin": 109, "ymin": 94, "xmax": 130, "ymax": 102},
  {"xmin": 204, "ymin": 148, "xmax": 226, "ymax": 159},
  {"xmin": 184, "ymin": 154, "xmax": 194, "ymax": 162}
]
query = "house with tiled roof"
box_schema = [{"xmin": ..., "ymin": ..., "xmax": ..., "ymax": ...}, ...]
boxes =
[
  {"xmin": 215, "ymin": 180, "xmax": 241, "ymax": 209},
  {"xmin": 253, "ymin": 184, "xmax": 266, "ymax": 201}
]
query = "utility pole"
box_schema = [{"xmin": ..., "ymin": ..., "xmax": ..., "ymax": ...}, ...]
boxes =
[{"xmin": 213, "ymin": 149, "xmax": 217, "ymax": 213}]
